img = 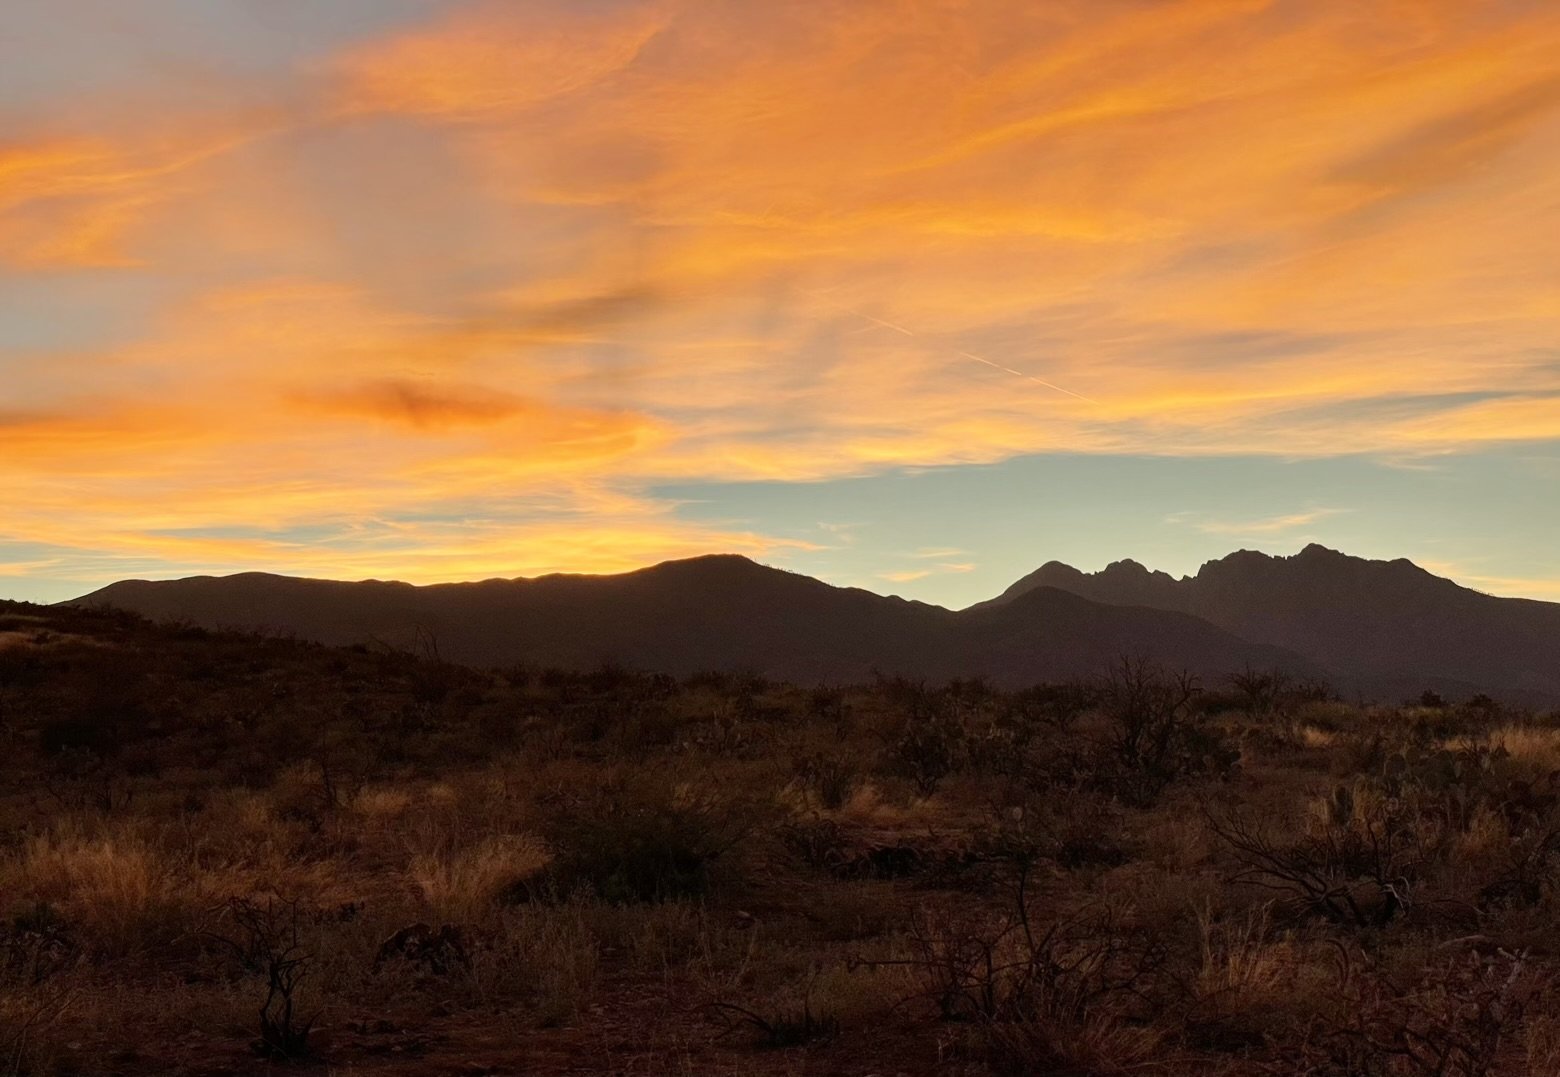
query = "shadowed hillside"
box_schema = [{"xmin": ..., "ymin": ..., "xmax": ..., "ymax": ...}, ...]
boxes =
[
  {"xmin": 71, "ymin": 554, "xmax": 1314, "ymax": 688},
  {"xmin": 980, "ymin": 544, "xmax": 1560, "ymax": 699}
]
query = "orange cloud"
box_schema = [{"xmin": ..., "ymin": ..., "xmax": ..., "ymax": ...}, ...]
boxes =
[
  {"xmin": 0, "ymin": 109, "xmax": 284, "ymax": 269},
  {"xmin": 327, "ymin": 1, "xmax": 667, "ymax": 119},
  {"xmin": 3, "ymin": 1, "xmax": 1560, "ymax": 584},
  {"xmin": 295, "ymin": 379, "xmax": 547, "ymax": 430}
]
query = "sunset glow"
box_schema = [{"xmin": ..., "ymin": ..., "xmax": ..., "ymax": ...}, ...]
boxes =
[{"xmin": 4, "ymin": 0, "xmax": 1558, "ymax": 602}]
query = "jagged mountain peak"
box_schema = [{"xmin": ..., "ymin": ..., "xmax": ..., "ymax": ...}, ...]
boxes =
[{"xmin": 984, "ymin": 545, "xmax": 1559, "ymax": 698}]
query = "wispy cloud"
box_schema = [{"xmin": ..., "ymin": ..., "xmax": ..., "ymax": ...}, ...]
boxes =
[
  {"xmin": 0, "ymin": 558, "xmax": 63, "ymax": 577},
  {"xmin": 2, "ymin": 2, "xmax": 1559, "ymax": 583},
  {"xmin": 1169, "ymin": 508, "xmax": 1347, "ymax": 536},
  {"xmin": 879, "ymin": 561, "xmax": 975, "ymax": 583}
]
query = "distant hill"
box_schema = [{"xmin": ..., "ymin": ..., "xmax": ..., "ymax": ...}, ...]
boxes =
[
  {"xmin": 69, "ymin": 554, "xmax": 1312, "ymax": 689},
  {"xmin": 979, "ymin": 544, "xmax": 1560, "ymax": 699}
]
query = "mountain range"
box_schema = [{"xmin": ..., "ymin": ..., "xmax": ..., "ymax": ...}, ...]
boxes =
[{"xmin": 69, "ymin": 545, "xmax": 1560, "ymax": 703}]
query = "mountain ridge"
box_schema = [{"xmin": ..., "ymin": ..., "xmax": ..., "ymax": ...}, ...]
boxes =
[
  {"xmin": 980, "ymin": 544, "xmax": 1560, "ymax": 697},
  {"xmin": 68, "ymin": 546, "xmax": 1560, "ymax": 702},
  {"xmin": 70, "ymin": 554, "xmax": 1310, "ymax": 690}
]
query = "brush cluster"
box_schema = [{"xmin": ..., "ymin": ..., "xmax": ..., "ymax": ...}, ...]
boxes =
[{"xmin": 2, "ymin": 602, "xmax": 1558, "ymax": 1075}]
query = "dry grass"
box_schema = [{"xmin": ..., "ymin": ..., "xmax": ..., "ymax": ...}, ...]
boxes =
[
  {"xmin": 3, "ymin": 600, "xmax": 1560, "ymax": 1076},
  {"xmin": 3, "ymin": 827, "xmax": 190, "ymax": 958},
  {"xmin": 408, "ymin": 833, "xmax": 550, "ymax": 923},
  {"xmin": 1488, "ymin": 723, "xmax": 1560, "ymax": 766}
]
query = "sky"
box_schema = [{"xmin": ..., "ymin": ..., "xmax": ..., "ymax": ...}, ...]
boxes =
[{"xmin": 2, "ymin": 0, "xmax": 1558, "ymax": 608}]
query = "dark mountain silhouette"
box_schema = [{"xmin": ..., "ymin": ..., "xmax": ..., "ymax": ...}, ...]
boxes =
[
  {"xmin": 67, "ymin": 546, "xmax": 1560, "ymax": 700},
  {"xmin": 979, "ymin": 544, "xmax": 1560, "ymax": 699},
  {"xmin": 69, "ymin": 554, "xmax": 1310, "ymax": 688}
]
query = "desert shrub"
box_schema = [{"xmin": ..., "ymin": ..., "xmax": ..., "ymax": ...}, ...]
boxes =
[
  {"xmin": 779, "ymin": 817, "xmax": 937, "ymax": 880},
  {"xmin": 1220, "ymin": 741, "xmax": 1549, "ymax": 928},
  {"xmin": 612, "ymin": 702, "xmax": 682, "ymax": 750},
  {"xmin": 1461, "ymin": 775, "xmax": 1560, "ymax": 911},
  {"xmin": 540, "ymin": 777, "xmax": 758, "ymax": 903},
  {"xmin": 1093, "ymin": 659, "xmax": 1238, "ymax": 807},
  {"xmin": 1302, "ymin": 948, "xmax": 1533, "ymax": 1077},
  {"xmin": 883, "ymin": 709, "xmax": 966, "ymax": 797},
  {"xmin": 1229, "ymin": 665, "xmax": 1296, "ymax": 717},
  {"xmin": 806, "ymin": 685, "xmax": 851, "ymax": 739},
  {"xmin": 687, "ymin": 702, "xmax": 758, "ymax": 758},
  {"xmin": 779, "ymin": 817, "xmax": 854, "ymax": 876},
  {"xmin": 1210, "ymin": 787, "xmax": 1427, "ymax": 929},
  {"xmin": 0, "ymin": 903, "xmax": 76, "ymax": 988},
  {"xmin": 791, "ymin": 752, "xmax": 859, "ymax": 810},
  {"xmin": 206, "ymin": 897, "xmax": 316, "ymax": 1061},
  {"xmin": 708, "ymin": 971, "xmax": 840, "ymax": 1048},
  {"xmin": 1005, "ymin": 682, "xmax": 1095, "ymax": 733},
  {"xmin": 38, "ymin": 748, "xmax": 136, "ymax": 815},
  {"xmin": 883, "ymin": 895, "xmax": 1169, "ymax": 1074},
  {"xmin": 1310, "ymin": 741, "xmax": 1560, "ymax": 914}
]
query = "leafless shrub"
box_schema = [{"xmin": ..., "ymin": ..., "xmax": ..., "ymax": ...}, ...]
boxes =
[
  {"xmin": 205, "ymin": 897, "xmax": 316, "ymax": 1061},
  {"xmin": 707, "ymin": 971, "xmax": 840, "ymax": 1048},
  {"xmin": 1208, "ymin": 795, "xmax": 1421, "ymax": 929},
  {"xmin": 1300, "ymin": 946, "xmax": 1532, "ymax": 1077},
  {"xmin": 1096, "ymin": 658, "xmax": 1238, "ymax": 807},
  {"xmin": 861, "ymin": 853, "xmax": 1169, "ymax": 1072}
]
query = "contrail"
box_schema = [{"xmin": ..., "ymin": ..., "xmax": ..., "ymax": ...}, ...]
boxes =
[
  {"xmin": 798, "ymin": 288, "xmax": 1098, "ymax": 404},
  {"xmin": 955, "ymin": 350, "xmax": 1096, "ymax": 403}
]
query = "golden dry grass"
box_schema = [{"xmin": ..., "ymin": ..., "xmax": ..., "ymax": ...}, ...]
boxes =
[
  {"xmin": 408, "ymin": 833, "xmax": 551, "ymax": 923},
  {"xmin": 3, "ymin": 600, "xmax": 1560, "ymax": 1076}
]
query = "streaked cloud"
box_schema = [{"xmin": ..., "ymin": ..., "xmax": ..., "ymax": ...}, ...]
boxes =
[
  {"xmin": 912, "ymin": 547, "xmax": 970, "ymax": 560},
  {"xmin": 2, "ymin": 1, "xmax": 1558, "ymax": 592},
  {"xmin": 1170, "ymin": 508, "xmax": 1347, "ymax": 537},
  {"xmin": 879, "ymin": 561, "xmax": 975, "ymax": 584}
]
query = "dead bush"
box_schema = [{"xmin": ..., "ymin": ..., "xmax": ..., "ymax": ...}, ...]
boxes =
[
  {"xmin": 1301, "ymin": 946, "xmax": 1532, "ymax": 1077},
  {"xmin": 1094, "ymin": 658, "xmax": 1238, "ymax": 807},
  {"xmin": 864, "ymin": 856, "xmax": 1169, "ymax": 1074},
  {"xmin": 205, "ymin": 897, "xmax": 316, "ymax": 1061},
  {"xmin": 1209, "ymin": 790, "xmax": 1424, "ymax": 929}
]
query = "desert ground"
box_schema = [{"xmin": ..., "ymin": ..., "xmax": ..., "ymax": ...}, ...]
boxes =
[{"xmin": 3, "ymin": 600, "xmax": 1559, "ymax": 1076}]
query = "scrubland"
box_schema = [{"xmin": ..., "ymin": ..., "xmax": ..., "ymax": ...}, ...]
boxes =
[{"xmin": 2, "ymin": 601, "xmax": 1560, "ymax": 1075}]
